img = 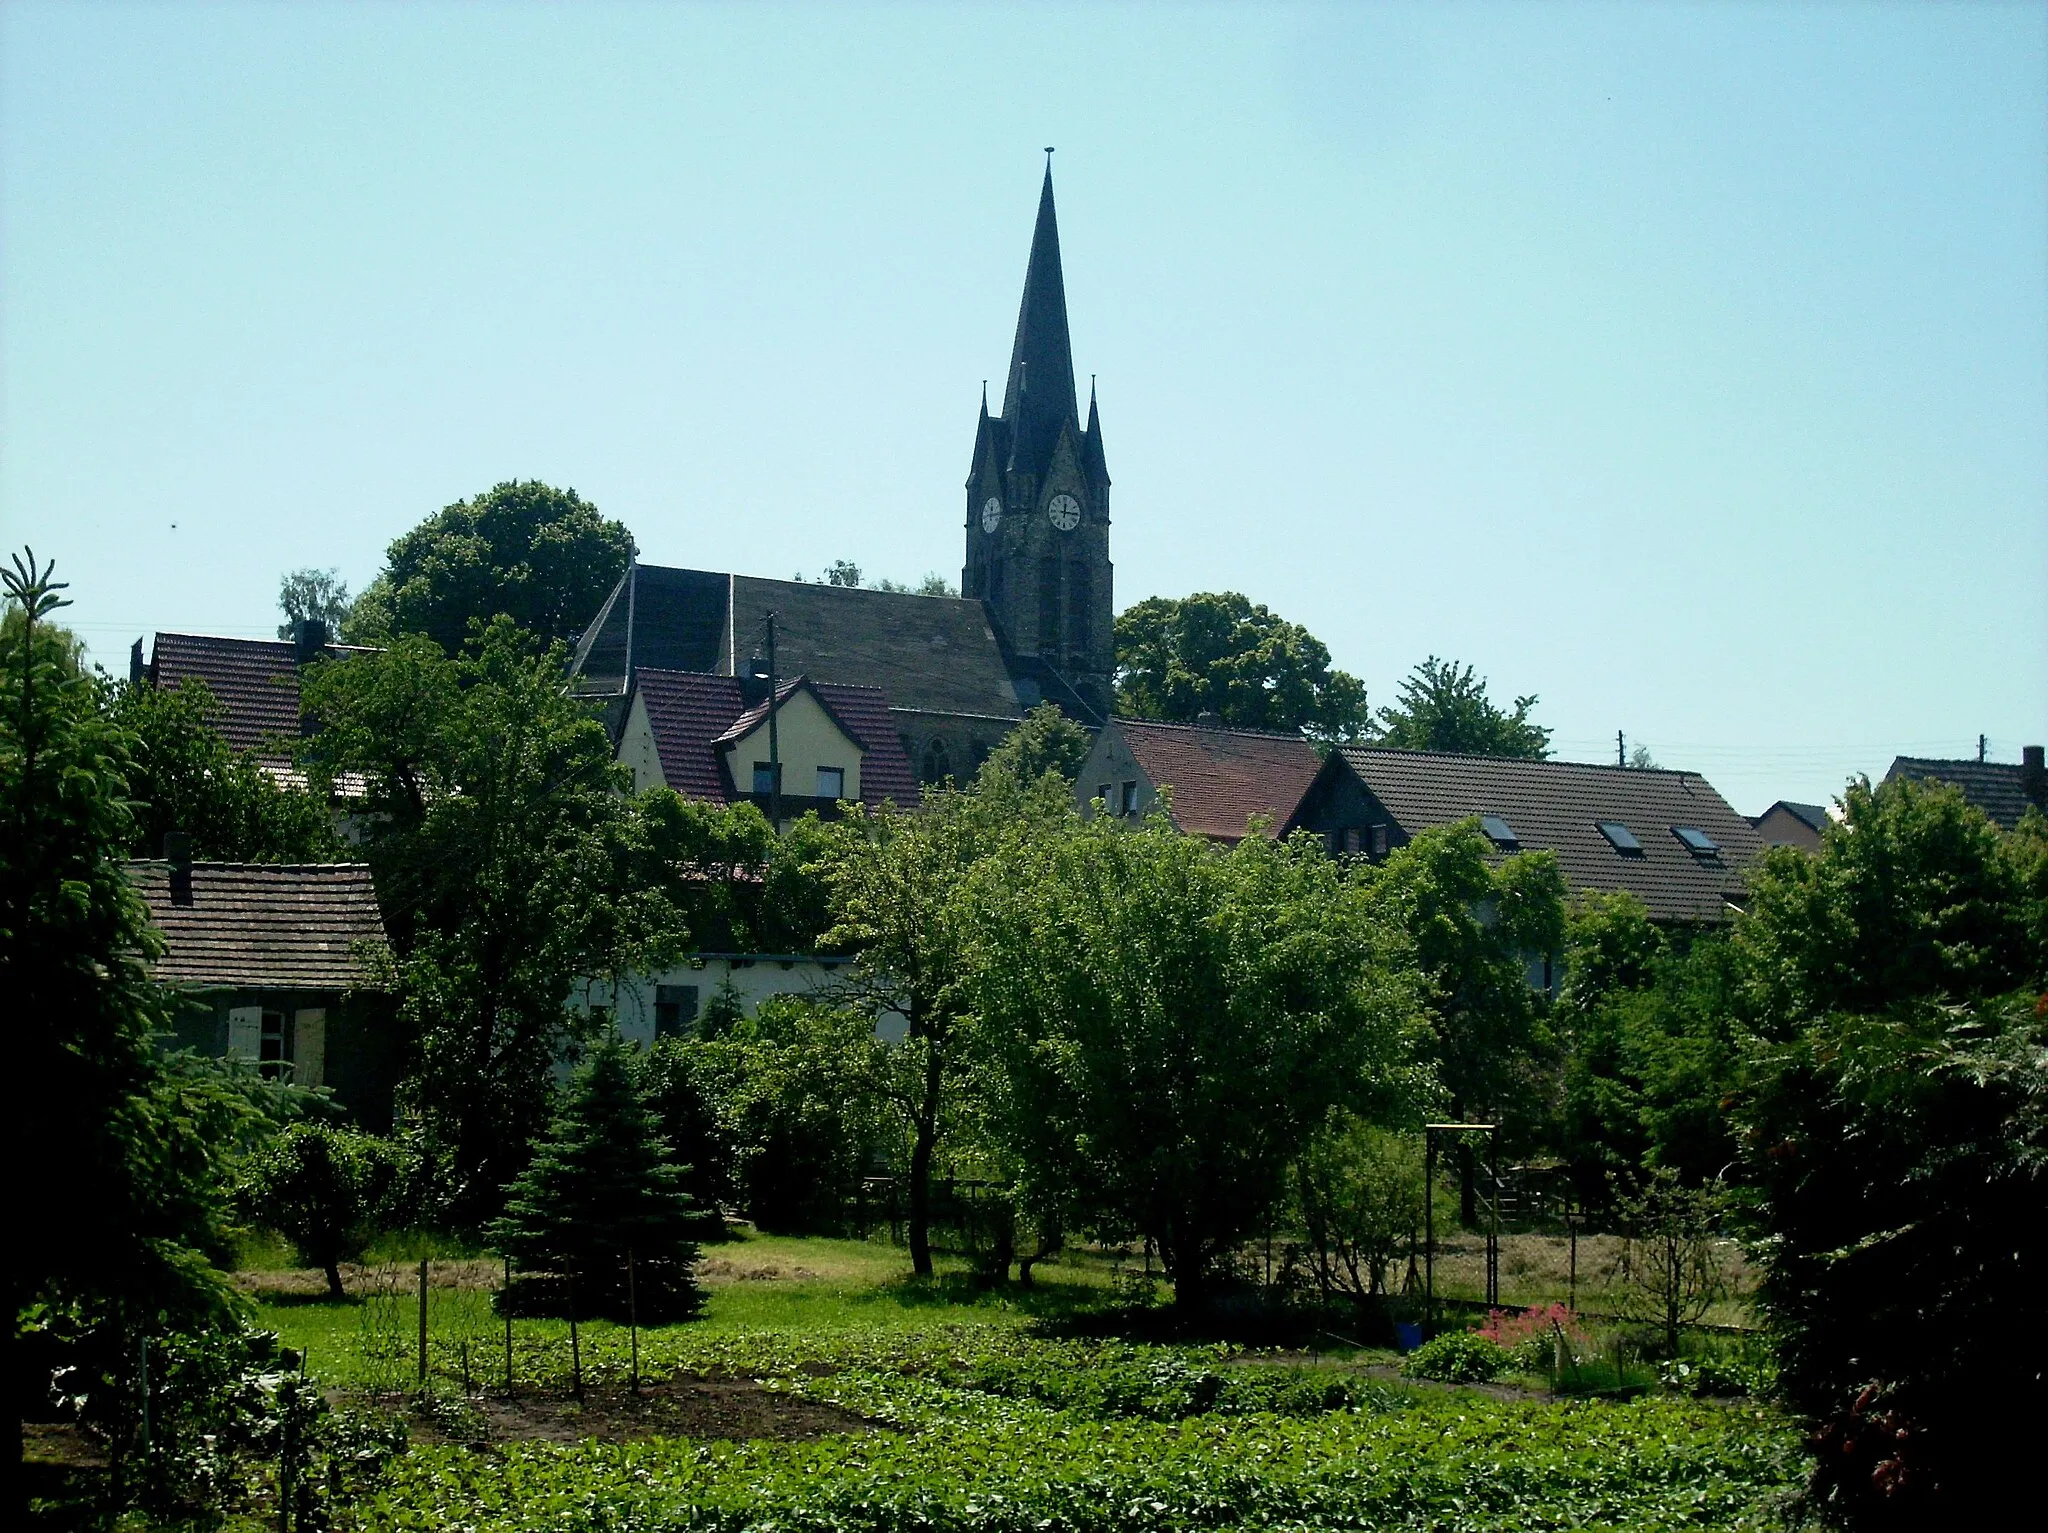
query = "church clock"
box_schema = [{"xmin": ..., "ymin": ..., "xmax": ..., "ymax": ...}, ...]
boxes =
[
  {"xmin": 981, "ymin": 497, "xmax": 1003, "ymax": 533},
  {"xmin": 1047, "ymin": 493, "xmax": 1081, "ymax": 532}
]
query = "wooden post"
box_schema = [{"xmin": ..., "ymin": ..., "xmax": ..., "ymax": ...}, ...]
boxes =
[
  {"xmin": 503, "ymin": 1256, "xmax": 514, "ymax": 1395},
  {"xmin": 568, "ymin": 1277, "xmax": 583, "ymax": 1402},
  {"xmin": 416, "ymin": 1259, "xmax": 429, "ymax": 1388},
  {"xmin": 627, "ymin": 1249, "xmax": 641, "ymax": 1395},
  {"xmin": 137, "ymin": 1334, "xmax": 150, "ymax": 1460},
  {"xmin": 1567, "ymin": 1204, "xmax": 1578, "ymax": 1315},
  {"xmin": 1424, "ymin": 1131, "xmax": 1436, "ymax": 1335}
]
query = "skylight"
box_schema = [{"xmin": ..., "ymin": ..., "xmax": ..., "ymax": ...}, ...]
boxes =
[
  {"xmin": 1479, "ymin": 814, "xmax": 1519, "ymax": 849},
  {"xmin": 1597, "ymin": 821, "xmax": 1643, "ymax": 854},
  {"xmin": 1672, "ymin": 825, "xmax": 1720, "ymax": 856}
]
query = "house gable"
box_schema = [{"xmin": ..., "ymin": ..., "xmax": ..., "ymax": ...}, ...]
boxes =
[{"xmin": 717, "ymin": 683, "xmax": 866, "ymax": 802}]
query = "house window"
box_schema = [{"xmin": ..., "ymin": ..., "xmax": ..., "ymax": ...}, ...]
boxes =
[
  {"xmin": 1341, "ymin": 827, "xmax": 1362, "ymax": 854},
  {"xmin": 921, "ymin": 738, "xmax": 952, "ymax": 785},
  {"xmin": 259, "ymin": 1009, "xmax": 287, "ymax": 1080},
  {"xmin": 816, "ymin": 766, "xmax": 845, "ymax": 800},
  {"xmin": 1094, "ymin": 783, "xmax": 1112, "ymax": 813},
  {"xmin": 1370, "ymin": 823, "xmax": 1389, "ymax": 857},
  {"xmin": 654, "ymin": 984, "xmax": 699, "ymax": 1038},
  {"xmin": 752, "ymin": 761, "xmax": 779, "ymax": 795},
  {"xmin": 1120, "ymin": 781, "xmax": 1139, "ymax": 816}
]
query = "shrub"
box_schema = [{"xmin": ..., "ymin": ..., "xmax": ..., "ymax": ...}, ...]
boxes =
[
  {"xmin": 1401, "ymin": 1329, "xmax": 1513, "ymax": 1383},
  {"xmin": 1475, "ymin": 1303, "xmax": 1591, "ymax": 1371}
]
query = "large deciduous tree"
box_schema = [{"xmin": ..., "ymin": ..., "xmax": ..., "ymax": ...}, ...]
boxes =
[
  {"xmin": 964, "ymin": 813, "xmax": 1427, "ymax": 1310},
  {"xmin": 107, "ymin": 677, "xmax": 341, "ymax": 862},
  {"xmin": 296, "ymin": 620, "xmax": 683, "ymax": 1226},
  {"xmin": 1731, "ymin": 777, "xmax": 2048, "ymax": 1527},
  {"xmin": 346, "ymin": 480, "xmax": 632, "ymax": 651},
  {"xmin": 1114, "ymin": 592, "xmax": 1370, "ymax": 743},
  {"xmin": 1366, "ymin": 821, "xmax": 1566, "ymax": 1222},
  {"xmin": 1375, "ymin": 656, "xmax": 1551, "ymax": 759},
  {"xmin": 275, "ymin": 567, "xmax": 352, "ymax": 640}
]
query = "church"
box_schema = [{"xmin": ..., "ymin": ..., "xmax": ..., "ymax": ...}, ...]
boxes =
[{"xmin": 567, "ymin": 163, "xmax": 1113, "ymax": 789}]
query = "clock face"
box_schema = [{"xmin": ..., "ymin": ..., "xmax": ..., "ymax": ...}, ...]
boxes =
[
  {"xmin": 980, "ymin": 496, "xmax": 1003, "ymax": 533},
  {"xmin": 1047, "ymin": 493, "xmax": 1082, "ymax": 532}
]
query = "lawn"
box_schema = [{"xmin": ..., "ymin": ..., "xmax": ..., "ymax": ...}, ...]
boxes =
[{"xmin": 238, "ymin": 1230, "xmax": 1803, "ymax": 1532}]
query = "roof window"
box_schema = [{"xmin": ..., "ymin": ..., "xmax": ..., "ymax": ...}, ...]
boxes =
[
  {"xmin": 1672, "ymin": 825, "xmax": 1720, "ymax": 856},
  {"xmin": 1597, "ymin": 820, "xmax": 1644, "ymax": 855},
  {"xmin": 1479, "ymin": 814, "xmax": 1519, "ymax": 850}
]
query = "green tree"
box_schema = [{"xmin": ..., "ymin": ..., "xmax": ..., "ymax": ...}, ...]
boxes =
[
  {"xmin": 1731, "ymin": 779, "xmax": 2048, "ymax": 1526},
  {"xmin": 4, "ymin": 551, "xmax": 240, "ymax": 1478},
  {"xmin": 297, "ymin": 621, "xmax": 683, "ymax": 1225},
  {"xmin": 275, "ymin": 567, "xmax": 351, "ymax": 640},
  {"xmin": 237, "ymin": 1123, "xmax": 400, "ymax": 1300},
  {"xmin": 1366, "ymin": 821, "xmax": 1565, "ymax": 1221},
  {"xmin": 347, "ymin": 480, "xmax": 632, "ymax": 651},
  {"xmin": 1375, "ymin": 656, "xmax": 1551, "ymax": 759},
  {"xmin": 1114, "ymin": 592, "xmax": 1370, "ymax": 742},
  {"xmin": 107, "ymin": 676, "xmax": 342, "ymax": 862},
  {"xmin": 965, "ymin": 813, "xmax": 1427, "ymax": 1309},
  {"xmin": 977, "ymin": 701, "xmax": 1093, "ymax": 791},
  {"xmin": 1607, "ymin": 1168, "xmax": 1730, "ymax": 1355},
  {"xmin": 630, "ymin": 793, "xmax": 849, "ymax": 955},
  {"xmin": 1293, "ymin": 1112, "xmax": 1427, "ymax": 1311},
  {"xmin": 489, "ymin": 1038, "xmax": 705, "ymax": 1324},
  {"xmin": 1556, "ymin": 895, "xmax": 1745, "ymax": 1201}
]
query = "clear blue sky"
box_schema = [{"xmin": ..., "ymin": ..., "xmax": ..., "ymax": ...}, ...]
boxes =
[{"xmin": 4, "ymin": 1, "xmax": 2043, "ymax": 815}]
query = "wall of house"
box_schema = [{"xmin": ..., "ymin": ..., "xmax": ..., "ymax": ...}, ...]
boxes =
[
  {"xmin": 721, "ymin": 689, "xmax": 863, "ymax": 800},
  {"xmin": 1074, "ymin": 725, "xmax": 1158, "ymax": 822},
  {"xmin": 163, "ymin": 987, "xmax": 401, "ymax": 1131},
  {"xmin": 1752, "ymin": 805, "xmax": 1823, "ymax": 851},
  {"xmin": 619, "ymin": 691, "xmax": 667, "ymax": 793},
  {"xmin": 576, "ymin": 954, "xmax": 910, "ymax": 1046},
  {"xmin": 1289, "ymin": 766, "xmax": 1405, "ymax": 858}
]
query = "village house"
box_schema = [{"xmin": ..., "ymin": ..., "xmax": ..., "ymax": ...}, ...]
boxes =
[
  {"xmin": 1072, "ymin": 716, "xmax": 1323, "ymax": 844},
  {"xmin": 1749, "ymin": 800, "xmax": 1830, "ymax": 851},
  {"xmin": 1884, "ymin": 745, "xmax": 2046, "ymax": 830},
  {"xmin": 1284, "ymin": 747, "xmax": 1765, "ymax": 926},
  {"xmin": 130, "ymin": 839, "xmax": 400, "ymax": 1128},
  {"xmin": 130, "ymin": 621, "xmax": 368, "ymax": 769}
]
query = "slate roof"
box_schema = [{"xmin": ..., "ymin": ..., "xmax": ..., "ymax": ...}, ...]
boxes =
[
  {"xmin": 631, "ymin": 669, "xmax": 920, "ymax": 809},
  {"xmin": 570, "ymin": 565, "xmax": 1025, "ymax": 723},
  {"xmin": 127, "ymin": 861, "xmax": 388, "ymax": 991},
  {"xmin": 1293, "ymin": 749, "xmax": 1765, "ymax": 923},
  {"xmin": 1884, "ymin": 757, "xmax": 2039, "ymax": 831},
  {"xmin": 1114, "ymin": 719, "xmax": 1323, "ymax": 844},
  {"xmin": 148, "ymin": 633, "xmax": 371, "ymax": 756}
]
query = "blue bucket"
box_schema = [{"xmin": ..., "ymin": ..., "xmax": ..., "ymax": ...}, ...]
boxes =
[{"xmin": 1394, "ymin": 1321, "xmax": 1423, "ymax": 1353}]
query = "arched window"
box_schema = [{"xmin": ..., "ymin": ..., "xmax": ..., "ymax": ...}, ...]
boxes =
[{"xmin": 920, "ymin": 738, "xmax": 953, "ymax": 786}]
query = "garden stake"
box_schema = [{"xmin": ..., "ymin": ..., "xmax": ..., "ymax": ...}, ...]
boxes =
[
  {"xmin": 628, "ymin": 1247, "xmax": 640, "ymax": 1394},
  {"xmin": 137, "ymin": 1334, "xmax": 150, "ymax": 1459},
  {"xmin": 503, "ymin": 1256, "xmax": 514, "ymax": 1395},
  {"xmin": 568, "ymin": 1276, "xmax": 583, "ymax": 1401},
  {"xmin": 416, "ymin": 1258, "xmax": 428, "ymax": 1389}
]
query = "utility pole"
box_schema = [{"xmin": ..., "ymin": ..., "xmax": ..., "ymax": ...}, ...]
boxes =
[
  {"xmin": 1979, "ymin": 733, "xmax": 1988, "ymax": 763},
  {"xmin": 1617, "ymin": 730, "xmax": 1626, "ymax": 768},
  {"xmin": 765, "ymin": 612, "xmax": 782, "ymax": 833}
]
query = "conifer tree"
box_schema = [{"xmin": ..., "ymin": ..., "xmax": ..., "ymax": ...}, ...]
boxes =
[{"xmin": 489, "ymin": 1038, "xmax": 705, "ymax": 1323}]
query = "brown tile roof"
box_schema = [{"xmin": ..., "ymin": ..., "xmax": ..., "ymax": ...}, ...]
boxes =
[
  {"xmin": 1884, "ymin": 756, "xmax": 2039, "ymax": 831},
  {"xmin": 127, "ymin": 861, "xmax": 388, "ymax": 991},
  {"xmin": 1298, "ymin": 748, "xmax": 1765, "ymax": 924},
  {"xmin": 632, "ymin": 669, "xmax": 920, "ymax": 809},
  {"xmin": 1116, "ymin": 719, "xmax": 1323, "ymax": 843},
  {"xmin": 148, "ymin": 633, "xmax": 372, "ymax": 757}
]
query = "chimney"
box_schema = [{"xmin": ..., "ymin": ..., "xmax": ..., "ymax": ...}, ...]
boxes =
[
  {"xmin": 129, "ymin": 637, "xmax": 145, "ymax": 686},
  {"xmin": 164, "ymin": 831, "xmax": 193, "ymax": 907},
  {"xmin": 292, "ymin": 617, "xmax": 330, "ymax": 668},
  {"xmin": 2022, "ymin": 745, "xmax": 2046, "ymax": 813},
  {"xmin": 739, "ymin": 655, "xmax": 770, "ymax": 706}
]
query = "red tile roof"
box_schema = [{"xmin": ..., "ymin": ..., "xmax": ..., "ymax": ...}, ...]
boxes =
[
  {"xmin": 149, "ymin": 633, "xmax": 372, "ymax": 757},
  {"xmin": 1115, "ymin": 719, "xmax": 1323, "ymax": 843},
  {"xmin": 127, "ymin": 861, "xmax": 388, "ymax": 991},
  {"xmin": 632, "ymin": 669, "xmax": 920, "ymax": 809}
]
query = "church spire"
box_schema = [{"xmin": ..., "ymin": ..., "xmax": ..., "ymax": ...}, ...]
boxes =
[{"xmin": 1001, "ymin": 160, "xmax": 1079, "ymax": 478}]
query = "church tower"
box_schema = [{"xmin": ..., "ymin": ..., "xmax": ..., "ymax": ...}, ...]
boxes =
[{"xmin": 963, "ymin": 160, "xmax": 1114, "ymax": 722}]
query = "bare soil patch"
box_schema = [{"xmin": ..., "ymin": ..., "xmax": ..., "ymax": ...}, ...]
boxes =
[
  {"xmin": 234, "ymin": 1259, "xmax": 502, "ymax": 1301},
  {"xmin": 390, "ymin": 1370, "xmax": 884, "ymax": 1446}
]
